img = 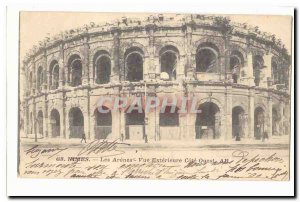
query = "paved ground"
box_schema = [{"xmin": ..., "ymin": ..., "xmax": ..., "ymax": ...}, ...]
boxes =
[{"xmin": 20, "ymin": 135, "xmax": 290, "ymax": 150}]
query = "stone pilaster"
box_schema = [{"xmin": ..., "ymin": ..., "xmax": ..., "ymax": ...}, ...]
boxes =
[
  {"xmin": 86, "ymin": 89, "xmax": 91, "ymax": 139},
  {"xmin": 82, "ymin": 36, "xmax": 90, "ymax": 85},
  {"xmin": 146, "ymin": 24, "xmax": 156, "ymax": 80},
  {"xmin": 120, "ymin": 110, "xmax": 126, "ymax": 138},
  {"xmin": 32, "ymin": 101, "xmax": 37, "ymax": 141},
  {"xmin": 267, "ymin": 95, "xmax": 272, "ymax": 138},
  {"xmin": 185, "ymin": 23, "xmax": 194, "ymax": 79},
  {"xmin": 248, "ymin": 89, "xmax": 255, "ymax": 138},
  {"xmin": 43, "ymin": 51, "xmax": 48, "ymax": 91},
  {"xmin": 187, "ymin": 111, "xmax": 196, "ymax": 140},
  {"xmin": 223, "ymin": 36, "xmax": 230, "ymax": 81},
  {"xmin": 246, "ymin": 51, "xmax": 255, "ymax": 86},
  {"xmin": 143, "ymin": 56, "xmax": 150, "ymax": 80},
  {"xmin": 145, "ymin": 107, "xmax": 158, "ymax": 141},
  {"xmin": 111, "ymin": 29, "xmax": 120, "ymax": 83},
  {"xmin": 44, "ymin": 97, "xmax": 48, "ymax": 138},
  {"xmin": 31, "ymin": 60, "xmax": 36, "ymax": 95},
  {"xmin": 58, "ymin": 43, "xmax": 65, "ymax": 87},
  {"xmin": 279, "ymin": 98, "xmax": 284, "ymax": 136},
  {"xmin": 225, "ymin": 86, "xmax": 232, "ymax": 140},
  {"xmin": 88, "ymin": 49, "xmax": 94, "ymax": 85},
  {"xmin": 60, "ymin": 92, "xmax": 66, "ymax": 139},
  {"xmin": 110, "ymin": 86, "xmax": 121, "ymax": 140}
]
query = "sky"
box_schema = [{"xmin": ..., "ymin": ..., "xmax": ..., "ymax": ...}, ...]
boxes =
[{"xmin": 20, "ymin": 12, "xmax": 293, "ymax": 61}]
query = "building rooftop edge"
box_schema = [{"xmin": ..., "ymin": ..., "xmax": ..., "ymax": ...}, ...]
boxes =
[{"xmin": 22, "ymin": 14, "xmax": 291, "ymax": 65}]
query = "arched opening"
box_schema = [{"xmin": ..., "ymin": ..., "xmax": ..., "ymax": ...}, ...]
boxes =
[
  {"xmin": 125, "ymin": 106, "xmax": 145, "ymax": 140},
  {"xmin": 230, "ymin": 51, "xmax": 244, "ymax": 83},
  {"xmin": 160, "ymin": 45, "xmax": 179, "ymax": 80},
  {"xmin": 94, "ymin": 51, "xmax": 111, "ymax": 84},
  {"xmin": 196, "ymin": 43, "xmax": 219, "ymax": 73},
  {"xmin": 232, "ymin": 106, "xmax": 245, "ymax": 138},
  {"xmin": 280, "ymin": 68, "xmax": 289, "ymax": 87},
  {"xmin": 159, "ymin": 106, "xmax": 180, "ymax": 140},
  {"xmin": 37, "ymin": 66, "xmax": 44, "ymax": 92},
  {"xmin": 49, "ymin": 60, "xmax": 59, "ymax": 90},
  {"xmin": 69, "ymin": 107, "xmax": 84, "ymax": 138},
  {"xmin": 37, "ymin": 110, "xmax": 43, "ymax": 136},
  {"xmin": 50, "ymin": 109, "xmax": 60, "ymax": 138},
  {"xmin": 68, "ymin": 55, "xmax": 82, "ymax": 87},
  {"xmin": 272, "ymin": 61, "xmax": 279, "ymax": 85},
  {"xmin": 94, "ymin": 107, "xmax": 112, "ymax": 139},
  {"xmin": 272, "ymin": 107, "xmax": 280, "ymax": 136},
  {"xmin": 254, "ymin": 107, "xmax": 265, "ymax": 139},
  {"xmin": 253, "ymin": 55, "xmax": 264, "ymax": 86},
  {"xmin": 125, "ymin": 47, "xmax": 144, "ymax": 82},
  {"xmin": 195, "ymin": 102, "xmax": 220, "ymax": 139}
]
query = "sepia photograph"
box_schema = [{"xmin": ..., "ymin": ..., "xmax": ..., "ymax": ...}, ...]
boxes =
[
  {"xmin": 18, "ymin": 11, "xmax": 292, "ymax": 181},
  {"xmin": 5, "ymin": 3, "xmax": 295, "ymax": 196}
]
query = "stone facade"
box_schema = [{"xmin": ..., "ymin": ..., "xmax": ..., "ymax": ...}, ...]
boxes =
[{"xmin": 20, "ymin": 14, "xmax": 291, "ymax": 142}]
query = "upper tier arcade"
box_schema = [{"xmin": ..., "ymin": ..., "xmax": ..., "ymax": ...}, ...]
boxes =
[{"xmin": 21, "ymin": 14, "xmax": 291, "ymax": 98}]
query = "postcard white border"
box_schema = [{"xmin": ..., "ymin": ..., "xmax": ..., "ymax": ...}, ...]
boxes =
[{"xmin": 6, "ymin": 1, "xmax": 295, "ymax": 196}]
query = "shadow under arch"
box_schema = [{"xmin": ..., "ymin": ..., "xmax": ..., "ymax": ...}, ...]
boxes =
[
  {"xmin": 254, "ymin": 106, "xmax": 265, "ymax": 139},
  {"xmin": 94, "ymin": 107, "xmax": 112, "ymax": 139},
  {"xmin": 125, "ymin": 105, "xmax": 145, "ymax": 140},
  {"xmin": 232, "ymin": 106, "xmax": 245, "ymax": 138},
  {"xmin": 195, "ymin": 102, "xmax": 221, "ymax": 139},
  {"xmin": 69, "ymin": 107, "xmax": 84, "ymax": 138},
  {"xmin": 50, "ymin": 109, "xmax": 60, "ymax": 138}
]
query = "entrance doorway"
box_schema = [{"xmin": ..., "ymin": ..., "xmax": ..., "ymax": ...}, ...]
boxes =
[
  {"xmin": 69, "ymin": 107, "xmax": 84, "ymax": 138},
  {"xmin": 195, "ymin": 102, "xmax": 220, "ymax": 139}
]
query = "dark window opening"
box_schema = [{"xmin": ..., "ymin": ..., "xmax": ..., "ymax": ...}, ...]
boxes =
[
  {"xmin": 195, "ymin": 102, "xmax": 220, "ymax": 139},
  {"xmin": 272, "ymin": 107, "xmax": 280, "ymax": 136},
  {"xmin": 230, "ymin": 51, "xmax": 244, "ymax": 84},
  {"xmin": 196, "ymin": 43, "xmax": 219, "ymax": 73},
  {"xmin": 37, "ymin": 111, "xmax": 43, "ymax": 136},
  {"xmin": 232, "ymin": 106, "xmax": 245, "ymax": 138},
  {"xmin": 196, "ymin": 49, "xmax": 217, "ymax": 73},
  {"xmin": 254, "ymin": 107, "xmax": 265, "ymax": 139},
  {"xmin": 69, "ymin": 107, "xmax": 84, "ymax": 138},
  {"xmin": 51, "ymin": 109, "xmax": 60, "ymax": 138},
  {"xmin": 95, "ymin": 56, "xmax": 111, "ymax": 84},
  {"xmin": 50, "ymin": 61, "xmax": 59, "ymax": 90},
  {"xmin": 126, "ymin": 52, "xmax": 143, "ymax": 82},
  {"xmin": 160, "ymin": 46, "xmax": 179, "ymax": 81},
  {"xmin": 37, "ymin": 66, "xmax": 44, "ymax": 91},
  {"xmin": 272, "ymin": 61, "xmax": 279, "ymax": 84},
  {"xmin": 253, "ymin": 55, "xmax": 264, "ymax": 86},
  {"xmin": 68, "ymin": 55, "xmax": 82, "ymax": 87}
]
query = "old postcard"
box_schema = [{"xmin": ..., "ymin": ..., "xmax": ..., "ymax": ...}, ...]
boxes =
[{"xmin": 18, "ymin": 11, "xmax": 292, "ymax": 181}]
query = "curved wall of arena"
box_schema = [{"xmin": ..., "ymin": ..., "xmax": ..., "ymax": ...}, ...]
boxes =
[{"xmin": 20, "ymin": 14, "xmax": 291, "ymax": 142}]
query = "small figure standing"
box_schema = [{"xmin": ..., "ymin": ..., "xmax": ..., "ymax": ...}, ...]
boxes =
[
  {"xmin": 120, "ymin": 133, "xmax": 124, "ymax": 142},
  {"xmin": 144, "ymin": 134, "xmax": 148, "ymax": 143},
  {"xmin": 81, "ymin": 132, "xmax": 86, "ymax": 143}
]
